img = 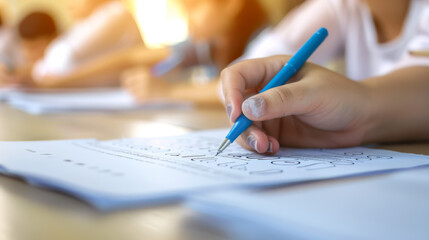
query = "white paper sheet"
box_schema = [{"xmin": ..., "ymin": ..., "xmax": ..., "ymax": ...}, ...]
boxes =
[
  {"xmin": 0, "ymin": 129, "xmax": 428, "ymax": 210},
  {"xmin": 4, "ymin": 88, "xmax": 190, "ymax": 114},
  {"xmin": 188, "ymin": 167, "xmax": 429, "ymax": 240}
]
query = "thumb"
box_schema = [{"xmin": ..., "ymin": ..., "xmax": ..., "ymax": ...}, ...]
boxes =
[{"xmin": 241, "ymin": 81, "xmax": 314, "ymax": 121}]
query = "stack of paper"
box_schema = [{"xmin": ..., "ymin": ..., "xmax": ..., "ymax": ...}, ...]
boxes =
[
  {"xmin": 189, "ymin": 167, "xmax": 429, "ymax": 240},
  {"xmin": 0, "ymin": 129, "xmax": 428, "ymax": 210},
  {"xmin": 3, "ymin": 88, "xmax": 190, "ymax": 114}
]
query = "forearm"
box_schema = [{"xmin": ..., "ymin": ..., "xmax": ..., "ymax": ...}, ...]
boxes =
[
  {"xmin": 35, "ymin": 47, "xmax": 170, "ymax": 88},
  {"xmin": 363, "ymin": 66, "xmax": 429, "ymax": 143}
]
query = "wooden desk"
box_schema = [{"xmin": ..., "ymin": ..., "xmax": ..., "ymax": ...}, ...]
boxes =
[{"xmin": 0, "ymin": 104, "xmax": 428, "ymax": 240}]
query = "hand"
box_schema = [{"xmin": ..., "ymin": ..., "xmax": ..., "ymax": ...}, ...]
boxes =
[
  {"xmin": 220, "ymin": 56, "xmax": 374, "ymax": 154},
  {"xmin": 121, "ymin": 67, "xmax": 170, "ymax": 102}
]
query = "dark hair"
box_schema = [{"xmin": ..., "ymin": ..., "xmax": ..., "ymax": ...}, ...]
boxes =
[{"xmin": 18, "ymin": 11, "xmax": 57, "ymax": 40}]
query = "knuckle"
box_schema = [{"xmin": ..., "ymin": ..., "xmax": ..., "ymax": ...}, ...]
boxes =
[
  {"xmin": 268, "ymin": 87, "xmax": 295, "ymax": 117},
  {"xmin": 274, "ymin": 87, "xmax": 294, "ymax": 105},
  {"xmin": 219, "ymin": 67, "xmax": 232, "ymax": 82},
  {"xmin": 220, "ymin": 69, "xmax": 231, "ymax": 92}
]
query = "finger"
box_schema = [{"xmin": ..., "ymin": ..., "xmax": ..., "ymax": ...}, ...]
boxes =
[
  {"xmin": 266, "ymin": 135, "xmax": 280, "ymax": 154},
  {"xmin": 225, "ymin": 90, "xmax": 258, "ymax": 123},
  {"xmin": 256, "ymin": 119, "xmax": 281, "ymax": 153},
  {"xmin": 242, "ymin": 79, "xmax": 316, "ymax": 121},
  {"xmin": 220, "ymin": 56, "xmax": 291, "ymax": 122},
  {"xmin": 235, "ymin": 124, "xmax": 269, "ymax": 153},
  {"xmin": 236, "ymin": 126, "xmax": 280, "ymax": 154}
]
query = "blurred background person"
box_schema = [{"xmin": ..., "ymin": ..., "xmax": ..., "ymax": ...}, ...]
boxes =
[
  {"xmin": 174, "ymin": 0, "xmax": 268, "ymax": 72},
  {"xmin": 31, "ymin": 0, "xmax": 148, "ymax": 88},
  {"xmin": 2, "ymin": 0, "xmax": 306, "ymax": 107},
  {"xmin": 0, "ymin": 1, "xmax": 15, "ymax": 87},
  {"xmin": 0, "ymin": 0, "xmax": 12, "ymax": 54},
  {"xmin": 1, "ymin": 10, "xmax": 58, "ymax": 87},
  {"xmin": 122, "ymin": 0, "xmax": 295, "ymax": 106}
]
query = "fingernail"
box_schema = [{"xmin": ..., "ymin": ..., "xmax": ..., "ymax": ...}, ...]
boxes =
[
  {"xmin": 246, "ymin": 135, "xmax": 258, "ymax": 152},
  {"xmin": 243, "ymin": 97, "xmax": 266, "ymax": 118},
  {"xmin": 226, "ymin": 104, "xmax": 232, "ymax": 121},
  {"xmin": 267, "ymin": 142, "xmax": 273, "ymax": 153}
]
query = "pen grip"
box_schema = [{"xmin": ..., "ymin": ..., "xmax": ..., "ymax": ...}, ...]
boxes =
[
  {"xmin": 226, "ymin": 64, "xmax": 296, "ymax": 143},
  {"xmin": 224, "ymin": 28, "xmax": 328, "ymax": 144},
  {"xmin": 226, "ymin": 114, "xmax": 252, "ymax": 142}
]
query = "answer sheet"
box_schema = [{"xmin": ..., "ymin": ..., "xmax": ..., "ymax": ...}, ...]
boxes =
[{"xmin": 0, "ymin": 129, "xmax": 428, "ymax": 209}]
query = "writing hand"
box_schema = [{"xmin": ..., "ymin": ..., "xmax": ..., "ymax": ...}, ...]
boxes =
[{"xmin": 220, "ymin": 56, "xmax": 373, "ymax": 153}]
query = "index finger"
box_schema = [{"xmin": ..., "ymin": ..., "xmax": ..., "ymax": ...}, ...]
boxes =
[{"xmin": 220, "ymin": 55, "xmax": 290, "ymax": 122}]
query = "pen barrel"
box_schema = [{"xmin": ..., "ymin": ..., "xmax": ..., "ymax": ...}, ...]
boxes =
[
  {"xmin": 288, "ymin": 28, "xmax": 328, "ymax": 69},
  {"xmin": 226, "ymin": 114, "xmax": 252, "ymax": 142},
  {"xmin": 260, "ymin": 28, "xmax": 328, "ymax": 92},
  {"xmin": 260, "ymin": 64, "xmax": 296, "ymax": 92}
]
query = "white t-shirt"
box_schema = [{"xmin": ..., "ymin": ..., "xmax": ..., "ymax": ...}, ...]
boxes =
[
  {"xmin": 32, "ymin": 1, "xmax": 142, "ymax": 80},
  {"xmin": 240, "ymin": 0, "xmax": 429, "ymax": 80}
]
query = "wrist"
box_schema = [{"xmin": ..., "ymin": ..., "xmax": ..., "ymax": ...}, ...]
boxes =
[
  {"xmin": 359, "ymin": 80, "xmax": 385, "ymax": 144},
  {"xmin": 360, "ymin": 77, "xmax": 398, "ymax": 144},
  {"xmin": 360, "ymin": 67, "xmax": 429, "ymax": 144}
]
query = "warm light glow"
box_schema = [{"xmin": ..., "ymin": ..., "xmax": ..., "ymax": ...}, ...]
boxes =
[{"xmin": 132, "ymin": 0, "xmax": 188, "ymax": 49}]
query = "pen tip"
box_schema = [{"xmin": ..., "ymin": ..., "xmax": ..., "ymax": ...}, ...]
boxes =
[{"xmin": 215, "ymin": 138, "xmax": 231, "ymax": 157}]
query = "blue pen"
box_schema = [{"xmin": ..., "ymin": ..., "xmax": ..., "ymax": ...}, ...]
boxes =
[{"xmin": 215, "ymin": 27, "xmax": 328, "ymax": 156}]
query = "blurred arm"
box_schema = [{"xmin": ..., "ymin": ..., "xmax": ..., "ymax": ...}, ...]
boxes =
[{"xmin": 34, "ymin": 46, "xmax": 170, "ymax": 88}]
